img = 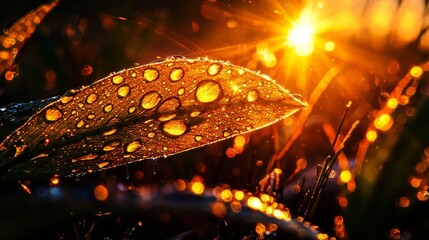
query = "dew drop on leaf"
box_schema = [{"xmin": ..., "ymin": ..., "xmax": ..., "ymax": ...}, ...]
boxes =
[
  {"xmin": 117, "ymin": 85, "xmax": 131, "ymax": 98},
  {"xmin": 207, "ymin": 63, "xmax": 222, "ymax": 76},
  {"xmin": 170, "ymin": 67, "xmax": 184, "ymax": 81},
  {"xmin": 143, "ymin": 68, "xmax": 159, "ymax": 82},
  {"xmin": 103, "ymin": 104, "xmax": 113, "ymax": 113},
  {"xmin": 86, "ymin": 93, "xmax": 98, "ymax": 104},
  {"xmin": 162, "ymin": 120, "xmax": 188, "ymax": 137},
  {"xmin": 247, "ymin": 89, "xmax": 260, "ymax": 102},
  {"xmin": 126, "ymin": 140, "xmax": 142, "ymax": 153},
  {"xmin": 45, "ymin": 107, "xmax": 62, "ymax": 122},
  {"xmin": 195, "ymin": 80, "xmax": 223, "ymax": 103},
  {"xmin": 141, "ymin": 91, "xmax": 162, "ymax": 109},
  {"xmin": 112, "ymin": 75, "xmax": 124, "ymax": 85}
]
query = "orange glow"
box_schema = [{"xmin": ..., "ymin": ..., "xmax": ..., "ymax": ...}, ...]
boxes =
[
  {"xmin": 387, "ymin": 98, "xmax": 398, "ymax": 109},
  {"xmin": 226, "ymin": 148, "xmax": 236, "ymax": 158},
  {"xmin": 94, "ymin": 184, "xmax": 108, "ymax": 201},
  {"xmin": 4, "ymin": 71, "xmax": 15, "ymax": 81},
  {"xmin": 260, "ymin": 194, "xmax": 270, "ymax": 203},
  {"xmin": 247, "ymin": 196, "xmax": 262, "ymax": 210},
  {"xmin": 174, "ymin": 179, "xmax": 186, "ymax": 191},
  {"xmin": 409, "ymin": 177, "xmax": 422, "ymax": 188},
  {"xmin": 234, "ymin": 135, "xmax": 246, "ymax": 147},
  {"xmin": 339, "ymin": 170, "xmax": 352, "ymax": 183},
  {"xmin": 410, "ymin": 66, "xmax": 423, "ymax": 78},
  {"xmin": 231, "ymin": 200, "xmax": 242, "ymax": 213},
  {"xmin": 190, "ymin": 182, "xmax": 204, "ymax": 195},
  {"xmin": 397, "ymin": 196, "xmax": 410, "ymax": 208},
  {"xmin": 18, "ymin": 181, "xmax": 32, "ymax": 195},
  {"xmin": 338, "ymin": 196, "xmax": 349, "ymax": 208},
  {"xmin": 234, "ymin": 190, "xmax": 244, "ymax": 201},
  {"xmin": 296, "ymin": 158, "xmax": 307, "ymax": 169},
  {"xmin": 211, "ymin": 202, "xmax": 227, "ymax": 218},
  {"xmin": 324, "ymin": 41, "xmax": 335, "ymax": 52},
  {"xmin": 374, "ymin": 113, "xmax": 393, "ymax": 131},
  {"xmin": 317, "ymin": 233, "xmax": 329, "ymax": 240},
  {"xmin": 287, "ymin": 17, "xmax": 315, "ymax": 56},
  {"xmin": 366, "ymin": 130, "xmax": 378, "ymax": 142},
  {"xmin": 50, "ymin": 176, "xmax": 60, "ymax": 185},
  {"xmin": 221, "ymin": 189, "xmax": 233, "ymax": 202},
  {"xmin": 255, "ymin": 223, "xmax": 266, "ymax": 236}
]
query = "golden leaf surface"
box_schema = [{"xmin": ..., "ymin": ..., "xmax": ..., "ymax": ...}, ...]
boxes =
[
  {"xmin": 0, "ymin": 0, "xmax": 59, "ymax": 76},
  {"xmin": 0, "ymin": 57, "xmax": 306, "ymax": 178}
]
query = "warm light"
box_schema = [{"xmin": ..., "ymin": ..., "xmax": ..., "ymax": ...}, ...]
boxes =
[
  {"xmin": 226, "ymin": 148, "xmax": 236, "ymax": 158},
  {"xmin": 94, "ymin": 184, "xmax": 108, "ymax": 201},
  {"xmin": 366, "ymin": 130, "xmax": 378, "ymax": 142},
  {"xmin": 221, "ymin": 189, "xmax": 233, "ymax": 202},
  {"xmin": 324, "ymin": 41, "xmax": 335, "ymax": 52},
  {"xmin": 317, "ymin": 233, "xmax": 329, "ymax": 240},
  {"xmin": 338, "ymin": 196, "xmax": 349, "ymax": 208},
  {"xmin": 339, "ymin": 170, "xmax": 352, "ymax": 183},
  {"xmin": 287, "ymin": 17, "xmax": 315, "ymax": 56},
  {"xmin": 410, "ymin": 66, "xmax": 423, "ymax": 78},
  {"xmin": 191, "ymin": 182, "xmax": 205, "ymax": 195},
  {"xmin": 174, "ymin": 179, "xmax": 186, "ymax": 191},
  {"xmin": 234, "ymin": 190, "xmax": 245, "ymax": 201},
  {"xmin": 409, "ymin": 177, "xmax": 422, "ymax": 188},
  {"xmin": 397, "ymin": 196, "xmax": 410, "ymax": 208},
  {"xmin": 255, "ymin": 223, "xmax": 266, "ymax": 236},
  {"xmin": 387, "ymin": 98, "xmax": 398, "ymax": 109},
  {"xmin": 374, "ymin": 113, "xmax": 393, "ymax": 131},
  {"xmin": 296, "ymin": 158, "xmax": 307, "ymax": 169},
  {"xmin": 211, "ymin": 202, "xmax": 227, "ymax": 218},
  {"xmin": 234, "ymin": 136, "xmax": 246, "ymax": 147},
  {"xmin": 230, "ymin": 201, "xmax": 242, "ymax": 213},
  {"xmin": 50, "ymin": 176, "xmax": 60, "ymax": 185},
  {"xmin": 247, "ymin": 196, "xmax": 262, "ymax": 210},
  {"xmin": 260, "ymin": 193, "xmax": 270, "ymax": 203}
]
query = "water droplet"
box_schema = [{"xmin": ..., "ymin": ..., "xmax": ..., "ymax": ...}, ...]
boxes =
[
  {"xmin": 87, "ymin": 114, "xmax": 96, "ymax": 120},
  {"xmin": 247, "ymin": 89, "xmax": 260, "ymax": 102},
  {"xmin": 98, "ymin": 162, "xmax": 110, "ymax": 169},
  {"xmin": 61, "ymin": 95, "xmax": 73, "ymax": 104},
  {"xmin": 143, "ymin": 68, "xmax": 159, "ymax": 82},
  {"xmin": 157, "ymin": 97, "xmax": 181, "ymax": 121},
  {"xmin": 126, "ymin": 140, "xmax": 142, "ymax": 153},
  {"xmin": 128, "ymin": 106, "xmax": 136, "ymax": 114},
  {"xmin": 86, "ymin": 93, "xmax": 98, "ymax": 104},
  {"xmin": 117, "ymin": 85, "xmax": 130, "ymax": 98},
  {"xmin": 79, "ymin": 153, "xmax": 99, "ymax": 161},
  {"xmin": 103, "ymin": 140, "xmax": 121, "ymax": 152},
  {"xmin": 71, "ymin": 110, "xmax": 77, "ymax": 115},
  {"xmin": 226, "ymin": 69, "xmax": 232, "ymax": 74},
  {"xmin": 162, "ymin": 120, "xmax": 187, "ymax": 137},
  {"xmin": 61, "ymin": 89, "xmax": 77, "ymax": 104},
  {"xmin": 147, "ymin": 132, "xmax": 156, "ymax": 138},
  {"xmin": 141, "ymin": 91, "xmax": 162, "ymax": 109},
  {"xmin": 77, "ymin": 120, "xmax": 84, "ymax": 128},
  {"xmin": 103, "ymin": 104, "xmax": 113, "ymax": 113},
  {"xmin": 45, "ymin": 107, "xmax": 62, "ymax": 122},
  {"xmin": 190, "ymin": 111, "xmax": 201, "ymax": 117},
  {"xmin": 177, "ymin": 87, "xmax": 185, "ymax": 96},
  {"xmin": 207, "ymin": 63, "xmax": 222, "ymax": 76},
  {"xmin": 78, "ymin": 103, "xmax": 84, "ymax": 108},
  {"xmin": 112, "ymin": 75, "xmax": 124, "ymax": 85},
  {"xmin": 103, "ymin": 128, "xmax": 117, "ymax": 136},
  {"xmin": 163, "ymin": 146, "xmax": 168, "ymax": 151},
  {"xmin": 195, "ymin": 80, "xmax": 223, "ymax": 103},
  {"xmin": 170, "ymin": 67, "xmax": 184, "ymax": 81},
  {"xmin": 195, "ymin": 135, "xmax": 203, "ymax": 142},
  {"xmin": 223, "ymin": 131, "xmax": 231, "ymax": 137}
]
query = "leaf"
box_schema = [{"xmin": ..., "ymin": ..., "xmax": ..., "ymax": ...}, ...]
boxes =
[
  {"xmin": 0, "ymin": 57, "xmax": 306, "ymax": 179},
  {"xmin": 0, "ymin": 0, "xmax": 59, "ymax": 77}
]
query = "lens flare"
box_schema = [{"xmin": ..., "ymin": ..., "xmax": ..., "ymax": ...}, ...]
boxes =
[{"xmin": 286, "ymin": 17, "xmax": 315, "ymax": 56}]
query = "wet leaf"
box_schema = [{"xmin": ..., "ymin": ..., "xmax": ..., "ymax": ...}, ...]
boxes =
[
  {"xmin": 0, "ymin": 57, "xmax": 306, "ymax": 179},
  {"xmin": 0, "ymin": 0, "xmax": 59, "ymax": 77}
]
